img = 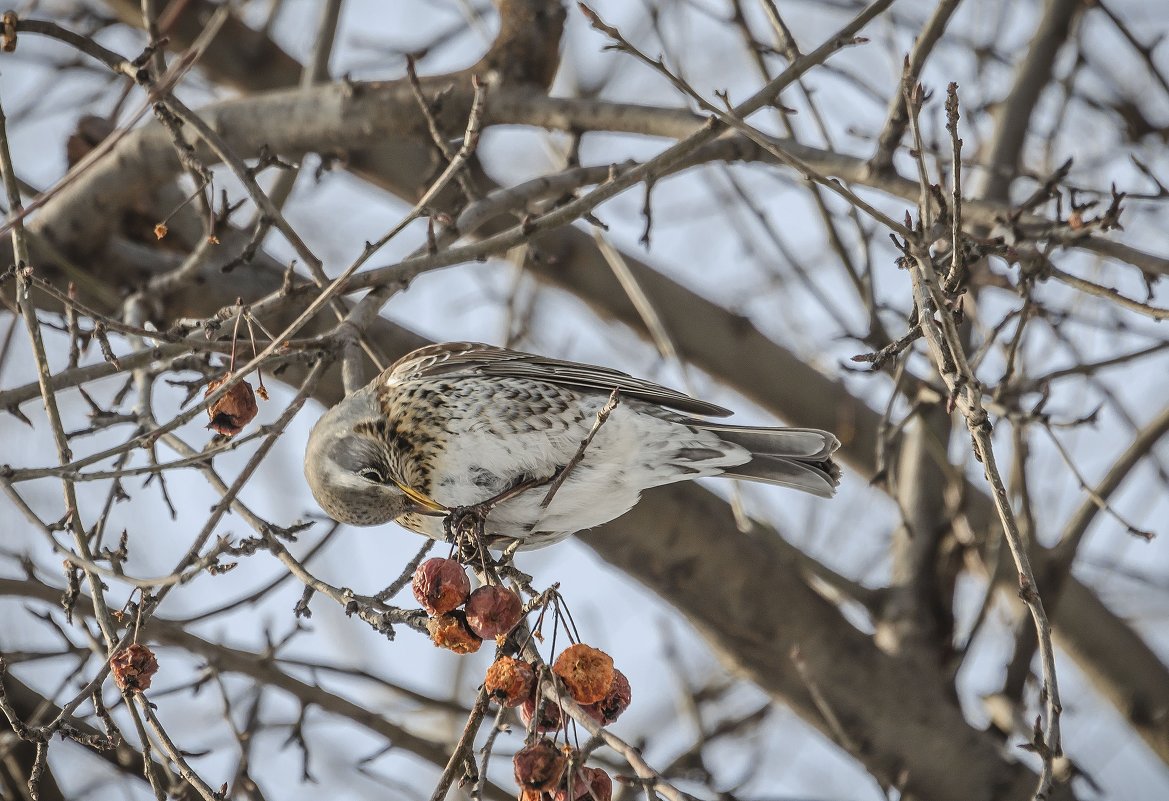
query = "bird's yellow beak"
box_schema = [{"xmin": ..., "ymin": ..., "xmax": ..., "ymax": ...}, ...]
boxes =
[{"xmin": 393, "ymin": 480, "xmax": 447, "ymax": 514}]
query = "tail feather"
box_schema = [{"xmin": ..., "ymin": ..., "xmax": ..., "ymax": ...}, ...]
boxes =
[
  {"xmin": 693, "ymin": 423, "xmax": 841, "ymax": 498},
  {"xmin": 722, "ymin": 454, "xmax": 840, "ymax": 498},
  {"xmin": 696, "ymin": 424, "xmax": 839, "ymax": 461}
]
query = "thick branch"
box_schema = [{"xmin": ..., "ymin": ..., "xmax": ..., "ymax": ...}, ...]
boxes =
[{"xmin": 580, "ymin": 483, "xmax": 1073, "ymax": 801}]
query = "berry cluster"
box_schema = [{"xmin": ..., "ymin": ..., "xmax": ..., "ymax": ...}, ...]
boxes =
[
  {"xmin": 513, "ymin": 740, "xmax": 613, "ymax": 801},
  {"xmin": 491, "ymin": 646, "xmax": 632, "ymax": 733},
  {"xmin": 408, "ymin": 556, "xmax": 634, "ymax": 799},
  {"xmin": 412, "ymin": 557, "xmax": 525, "ymax": 652},
  {"xmin": 496, "ymin": 644, "xmax": 630, "ymax": 800}
]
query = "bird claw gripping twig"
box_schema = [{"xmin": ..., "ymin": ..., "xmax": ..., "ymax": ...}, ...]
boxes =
[{"xmin": 443, "ymin": 505, "xmax": 489, "ymax": 557}]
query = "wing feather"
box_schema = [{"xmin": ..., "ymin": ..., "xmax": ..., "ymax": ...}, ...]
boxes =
[{"xmin": 386, "ymin": 342, "xmax": 733, "ymax": 417}]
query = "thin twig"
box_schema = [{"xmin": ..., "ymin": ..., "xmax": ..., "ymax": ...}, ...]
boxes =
[
  {"xmin": 540, "ymin": 389, "xmax": 620, "ymax": 510},
  {"xmin": 1046, "ymin": 264, "xmax": 1169, "ymax": 321},
  {"xmin": 905, "ymin": 85, "xmax": 1062, "ymax": 799},
  {"xmin": 427, "ymin": 688, "xmax": 491, "ymax": 801}
]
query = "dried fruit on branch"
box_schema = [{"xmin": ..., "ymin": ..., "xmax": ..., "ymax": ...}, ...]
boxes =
[
  {"xmin": 585, "ymin": 668, "xmax": 631, "ymax": 726},
  {"xmin": 463, "ymin": 584, "xmax": 523, "ymax": 639},
  {"xmin": 552, "ymin": 643, "xmax": 614, "ymax": 705},
  {"xmin": 110, "ymin": 643, "xmax": 159, "ymax": 692},
  {"xmin": 553, "ymin": 766, "xmax": 612, "ymax": 801},
  {"xmin": 551, "ymin": 766, "xmax": 589, "ymax": 801},
  {"xmin": 513, "ymin": 738, "xmax": 567, "ymax": 793},
  {"xmin": 484, "ymin": 656, "xmax": 535, "ymax": 707},
  {"xmin": 205, "ymin": 374, "xmax": 258, "ymax": 437},
  {"xmin": 520, "ymin": 694, "xmax": 562, "ymax": 733},
  {"xmin": 426, "ymin": 610, "xmax": 482, "ymax": 654},
  {"xmin": 412, "ymin": 557, "xmax": 470, "ymax": 615}
]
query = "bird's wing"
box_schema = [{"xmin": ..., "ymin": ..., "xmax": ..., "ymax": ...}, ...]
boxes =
[{"xmin": 386, "ymin": 342, "xmax": 733, "ymax": 417}]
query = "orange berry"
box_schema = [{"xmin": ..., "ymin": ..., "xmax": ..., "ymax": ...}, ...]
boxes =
[
  {"xmin": 485, "ymin": 656, "xmax": 535, "ymax": 707},
  {"xmin": 426, "ymin": 611, "xmax": 482, "ymax": 654},
  {"xmin": 552, "ymin": 644, "xmax": 613, "ymax": 705}
]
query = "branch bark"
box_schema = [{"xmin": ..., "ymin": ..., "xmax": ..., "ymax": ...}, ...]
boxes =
[
  {"xmin": 0, "ymin": 578, "xmax": 514, "ymax": 801},
  {"xmin": 580, "ymin": 483, "xmax": 1073, "ymax": 801}
]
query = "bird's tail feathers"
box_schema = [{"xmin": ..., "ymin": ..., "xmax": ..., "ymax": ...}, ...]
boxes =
[
  {"xmin": 721, "ymin": 454, "xmax": 840, "ymax": 498},
  {"xmin": 696, "ymin": 424, "xmax": 839, "ymax": 461},
  {"xmin": 695, "ymin": 424, "xmax": 841, "ymax": 497}
]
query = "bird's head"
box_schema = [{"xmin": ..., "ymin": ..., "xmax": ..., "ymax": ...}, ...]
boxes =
[{"xmin": 304, "ymin": 386, "xmax": 442, "ymax": 526}]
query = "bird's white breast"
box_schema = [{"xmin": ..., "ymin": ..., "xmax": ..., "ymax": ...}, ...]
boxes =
[{"xmin": 406, "ymin": 382, "xmax": 746, "ymax": 546}]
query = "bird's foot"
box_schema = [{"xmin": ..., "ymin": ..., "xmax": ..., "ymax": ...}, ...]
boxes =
[
  {"xmin": 443, "ymin": 504, "xmax": 487, "ymax": 540},
  {"xmin": 443, "ymin": 504, "xmax": 491, "ymax": 563}
]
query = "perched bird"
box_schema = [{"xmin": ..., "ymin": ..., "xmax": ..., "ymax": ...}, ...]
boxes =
[{"xmin": 305, "ymin": 342, "xmax": 840, "ymax": 549}]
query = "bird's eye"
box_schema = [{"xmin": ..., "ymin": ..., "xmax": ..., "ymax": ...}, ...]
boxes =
[{"xmin": 357, "ymin": 467, "xmax": 386, "ymax": 484}]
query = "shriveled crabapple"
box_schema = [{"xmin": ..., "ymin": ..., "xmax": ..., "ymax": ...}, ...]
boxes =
[
  {"xmin": 585, "ymin": 668, "xmax": 631, "ymax": 726},
  {"xmin": 520, "ymin": 693, "xmax": 563, "ymax": 733},
  {"xmin": 463, "ymin": 584, "xmax": 523, "ymax": 639},
  {"xmin": 583, "ymin": 767, "xmax": 612, "ymax": 801},
  {"xmin": 426, "ymin": 610, "xmax": 482, "ymax": 654},
  {"xmin": 581, "ymin": 702, "xmax": 605, "ymax": 727},
  {"xmin": 551, "ymin": 766, "xmax": 588, "ymax": 801},
  {"xmin": 484, "ymin": 656, "xmax": 535, "ymax": 707},
  {"xmin": 205, "ymin": 375, "xmax": 258, "ymax": 437},
  {"xmin": 411, "ymin": 557, "xmax": 470, "ymax": 615},
  {"xmin": 552, "ymin": 643, "xmax": 614, "ymax": 705},
  {"xmin": 110, "ymin": 643, "xmax": 159, "ymax": 692},
  {"xmin": 553, "ymin": 766, "xmax": 612, "ymax": 801},
  {"xmin": 513, "ymin": 738, "xmax": 567, "ymax": 793}
]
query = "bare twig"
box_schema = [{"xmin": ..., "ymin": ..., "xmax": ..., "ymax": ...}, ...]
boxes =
[{"xmin": 540, "ymin": 389, "xmax": 620, "ymax": 510}]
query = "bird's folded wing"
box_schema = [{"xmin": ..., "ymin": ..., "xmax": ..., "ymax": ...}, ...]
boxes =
[{"xmin": 387, "ymin": 342, "xmax": 734, "ymax": 417}]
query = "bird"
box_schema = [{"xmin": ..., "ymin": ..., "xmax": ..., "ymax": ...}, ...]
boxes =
[{"xmin": 304, "ymin": 342, "xmax": 840, "ymax": 549}]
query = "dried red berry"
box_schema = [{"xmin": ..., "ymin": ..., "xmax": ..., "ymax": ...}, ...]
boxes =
[
  {"xmin": 485, "ymin": 656, "xmax": 535, "ymax": 707},
  {"xmin": 553, "ymin": 766, "xmax": 612, "ymax": 801},
  {"xmin": 585, "ymin": 668, "xmax": 631, "ymax": 726},
  {"xmin": 464, "ymin": 584, "xmax": 523, "ymax": 639},
  {"xmin": 520, "ymin": 694, "xmax": 562, "ymax": 733},
  {"xmin": 205, "ymin": 374, "xmax": 258, "ymax": 437},
  {"xmin": 412, "ymin": 558, "xmax": 470, "ymax": 615},
  {"xmin": 584, "ymin": 767, "xmax": 612, "ymax": 801},
  {"xmin": 552, "ymin": 644, "xmax": 613, "ymax": 705},
  {"xmin": 513, "ymin": 738, "xmax": 567, "ymax": 793},
  {"xmin": 426, "ymin": 611, "xmax": 482, "ymax": 654},
  {"xmin": 580, "ymin": 702, "xmax": 606, "ymax": 727},
  {"xmin": 110, "ymin": 643, "xmax": 159, "ymax": 692},
  {"xmin": 551, "ymin": 767, "xmax": 588, "ymax": 801}
]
